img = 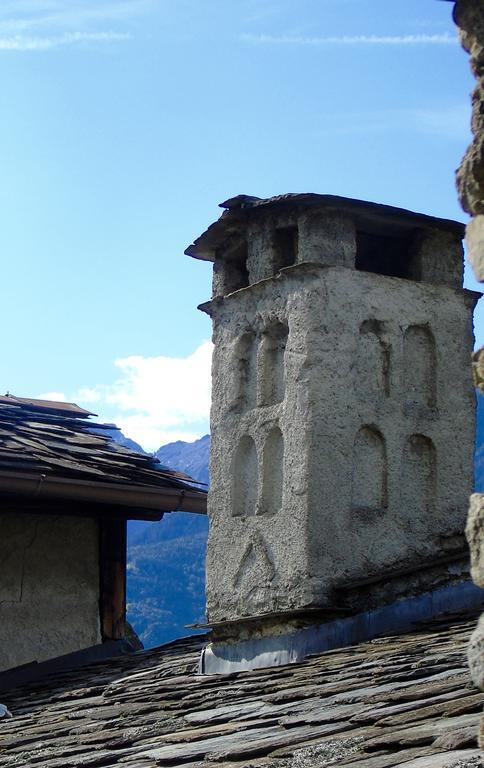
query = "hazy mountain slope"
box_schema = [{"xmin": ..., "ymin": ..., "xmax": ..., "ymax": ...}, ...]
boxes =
[
  {"xmin": 91, "ymin": 427, "xmax": 145, "ymax": 454},
  {"xmin": 154, "ymin": 434, "xmax": 210, "ymax": 486},
  {"xmin": 127, "ymin": 519, "xmax": 208, "ymax": 646},
  {"xmin": 125, "ymin": 435, "xmax": 210, "ymax": 647}
]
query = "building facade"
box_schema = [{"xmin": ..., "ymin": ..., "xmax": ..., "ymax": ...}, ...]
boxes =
[{"xmin": 0, "ymin": 395, "xmax": 206, "ymax": 673}]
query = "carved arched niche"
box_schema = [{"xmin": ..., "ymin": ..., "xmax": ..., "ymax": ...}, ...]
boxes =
[
  {"xmin": 401, "ymin": 434, "xmax": 436, "ymax": 517},
  {"xmin": 232, "ymin": 435, "xmax": 258, "ymax": 517},
  {"xmin": 258, "ymin": 321, "xmax": 288, "ymax": 406},
  {"xmin": 357, "ymin": 319, "xmax": 390, "ymax": 397},
  {"xmin": 351, "ymin": 426, "xmax": 388, "ymax": 513},
  {"xmin": 259, "ymin": 426, "xmax": 284, "ymax": 516},
  {"xmin": 231, "ymin": 331, "xmax": 257, "ymax": 411},
  {"xmin": 403, "ymin": 325, "xmax": 437, "ymax": 408}
]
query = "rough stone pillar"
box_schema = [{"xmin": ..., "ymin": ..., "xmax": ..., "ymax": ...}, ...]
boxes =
[
  {"xmin": 246, "ymin": 221, "xmax": 277, "ymax": 283},
  {"xmin": 469, "ymin": 349, "xmax": 484, "ymax": 748},
  {"xmin": 454, "ymin": 0, "xmax": 484, "ymax": 747},
  {"xmin": 455, "ymin": 0, "xmax": 484, "ymax": 278},
  {"xmin": 297, "ymin": 210, "xmax": 355, "ymax": 268},
  {"xmin": 410, "ymin": 229, "xmax": 464, "ymax": 288},
  {"xmin": 466, "ymin": 493, "xmax": 484, "ymax": 747}
]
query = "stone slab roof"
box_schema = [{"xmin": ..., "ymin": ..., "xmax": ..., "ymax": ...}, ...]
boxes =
[
  {"xmin": 0, "ymin": 395, "xmax": 207, "ymax": 517},
  {"xmin": 185, "ymin": 194, "xmax": 465, "ymax": 262},
  {"xmin": 0, "ymin": 612, "xmax": 482, "ymax": 767}
]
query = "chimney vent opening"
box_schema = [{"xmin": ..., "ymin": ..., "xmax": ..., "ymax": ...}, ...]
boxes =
[
  {"xmin": 355, "ymin": 231, "xmax": 414, "ymax": 280},
  {"xmin": 273, "ymin": 226, "xmax": 298, "ymax": 272}
]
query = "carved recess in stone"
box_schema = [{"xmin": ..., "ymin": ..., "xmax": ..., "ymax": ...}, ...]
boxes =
[
  {"xmin": 232, "ymin": 530, "xmax": 276, "ymax": 590},
  {"xmin": 231, "ymin": 331, "xmax": 257, "ymax": 412},
  {"xmin": 401, "ymin": 434, "xmax": 436, "ymax": 518},
  {"xmin": 258, "ymin": 321, "xmax": 288, "ymax": 407},
  {"xmin": 357, "ymin": 319, "xmax": 390, "ymax": 398},
  {"xmin": 231, "ymin": 435, "xmax": 258, "ymax": 517},
  {"xmin": 351, "ymin": 425, "xmax": 388, "ymax": 514},
  {"xmin": 259, "ymin": 426, "xmax": 284, "ymax": 517},
  {"xmin": 403, "ymin": 324, "xmax": 437, "ymax": 411}
]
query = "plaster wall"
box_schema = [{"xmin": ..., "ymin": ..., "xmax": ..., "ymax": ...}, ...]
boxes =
[
  {"xmin": 207, "ymin": 262, "xmax": 475, "ymax": 623},
  {"xmin": 0, "ymin": 512, "xmax": 100, "ymax": 671}
]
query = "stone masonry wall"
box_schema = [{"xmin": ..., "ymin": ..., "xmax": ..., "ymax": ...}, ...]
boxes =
[
  {"xmin": 455, "ymin": 0, "xmax": 484, "ymax": 279},
  {"xmin": 206, "ymin": 253, "xmax": 475, "ymax": 623},
  {"xmin": 454, "ymin": 0, "xmax": 484, "ymax": 747}
]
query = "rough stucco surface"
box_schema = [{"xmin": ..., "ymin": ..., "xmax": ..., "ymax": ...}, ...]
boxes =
[
  {"xmin": 455, "ymin": 0, "xmax": 484, "ymax": 278},
  {"xmin": 455, "ymin": 0, "xmax": 484, "ymax": 745},
  {"xmin": 206, "ymin": 257, "xmax": 475, "ymax": 623},
  {"xmin": 466, "ymin": 494, "xmax": 484, "ymax": 748},
  {"xmin": 0, "ymin": 513, "xmax": 100, "ymax": 671},
  {"xmin": 467, "ymin": 496, "xmax": 484, "ymax": 710}
]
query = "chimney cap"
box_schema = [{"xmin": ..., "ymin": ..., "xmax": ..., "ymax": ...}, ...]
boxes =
[{"xmin": 185, "ymin": 193, "xmax": 465, "ymax": 262}]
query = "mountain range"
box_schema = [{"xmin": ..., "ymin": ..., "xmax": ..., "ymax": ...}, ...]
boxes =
[{"xmin": 125, "ymin": 435, "xmax": 210, "ymax": 647}]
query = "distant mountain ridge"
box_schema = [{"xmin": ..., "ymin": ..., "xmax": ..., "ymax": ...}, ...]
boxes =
[
  {"xmin": 121, "ymin": 433, "xmax": 210, "ymax": 647},
  {"xmin": 91, "ymin": 427, "xmax": 145, "ymax": 455},
  {"xmin": 155, "ymin": 434, "xmax": 210, "ymax": 486}
]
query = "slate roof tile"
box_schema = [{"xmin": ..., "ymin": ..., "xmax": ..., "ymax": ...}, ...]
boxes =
[
  {"xmin": 0, "ymin": 395, "xmax": 205, "ymax": 492},
  {"xmin": 0, "ymin": 613, "xmax": 481, "ymax": 767}
]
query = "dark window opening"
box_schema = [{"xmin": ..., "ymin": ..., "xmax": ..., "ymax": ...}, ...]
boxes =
[
  {"xmin": 273, "ymin": 227, "xmax": 298, "ymax": 272},
  {"xmin": 355, "ymin": 231, "xmax": 414, "ymax": 280},
  {"xmin": 222, "ymin": 240, "xmax": 249, "ymax": 293}
]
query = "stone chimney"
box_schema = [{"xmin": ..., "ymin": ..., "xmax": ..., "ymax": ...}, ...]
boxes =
[{"xmin": 186, "ymin": 194, "xmax": 482, "ymax": 672}]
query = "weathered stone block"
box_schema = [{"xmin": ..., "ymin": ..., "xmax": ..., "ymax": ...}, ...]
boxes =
[
  {"xmin": 466, "ymin": 215, "xmax": 484, "ymax": 282},
  {"xmin": 468, "ymin": 613, "xmax": 484, "ymax": 691},
  {"xmin": 410, "ymin": 229, "xmax": 464, "ymax": 288},
  {"xmin": 454, "ymin": 0, "xmax": 484, "ymax": 219},
  {"xmin": 467, "ymin": 494, "xmax": 484, "ymax": 589},
  {"xmin": 297, "ymin": 210, "xmax": 355, "ymax": 268},
  {"xmin": 472, "ymin": 347, "xmax": 484, "ymax": 390},
  {"xmin": 246, "ymin": 222, "xmax": 274, "ymax": 284}
]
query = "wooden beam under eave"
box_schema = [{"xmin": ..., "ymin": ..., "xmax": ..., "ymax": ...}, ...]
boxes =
[{"xmin": 99, "ymin": 518, "xmax": 127, "ymax": 641}]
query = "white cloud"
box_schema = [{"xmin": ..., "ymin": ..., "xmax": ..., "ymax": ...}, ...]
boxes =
[
  {"xmin": 0, "ymin": 31, "xmax": 130, "ymax": 50},
  {"xmin": 36, "ymin": 390, "xmax": 67, "ymax": 402},
  {"xmin": 74, "ymin": 387, "xmax": 102, "ymax": 404},
  {"xmin": 0, "ymin": 0, "xmax": 154, "ymax": 30},
  {"xmin": 38, "ymin": 341, "xmax": 213, "ymax": 452},
  {"xmin": 241, "ymin": 32, "xmax": 458, "ymax": 46},
  {"xmin": 0, "ymin": 0, "xmax": 155, "ymax": 51}
]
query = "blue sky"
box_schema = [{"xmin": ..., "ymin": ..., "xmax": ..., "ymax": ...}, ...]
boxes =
[{"xmin": 0, "ymin": 0, "xmax": 479, "ymax": 449}]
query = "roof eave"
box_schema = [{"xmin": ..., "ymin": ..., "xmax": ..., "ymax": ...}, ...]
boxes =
[
  {"xmin": 0, "ymin": 470, "xmax": 207, "ymax": 517},
  {"xmin": 185, "ymin": 193, "xmax": 466, "ymax": 261}
]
